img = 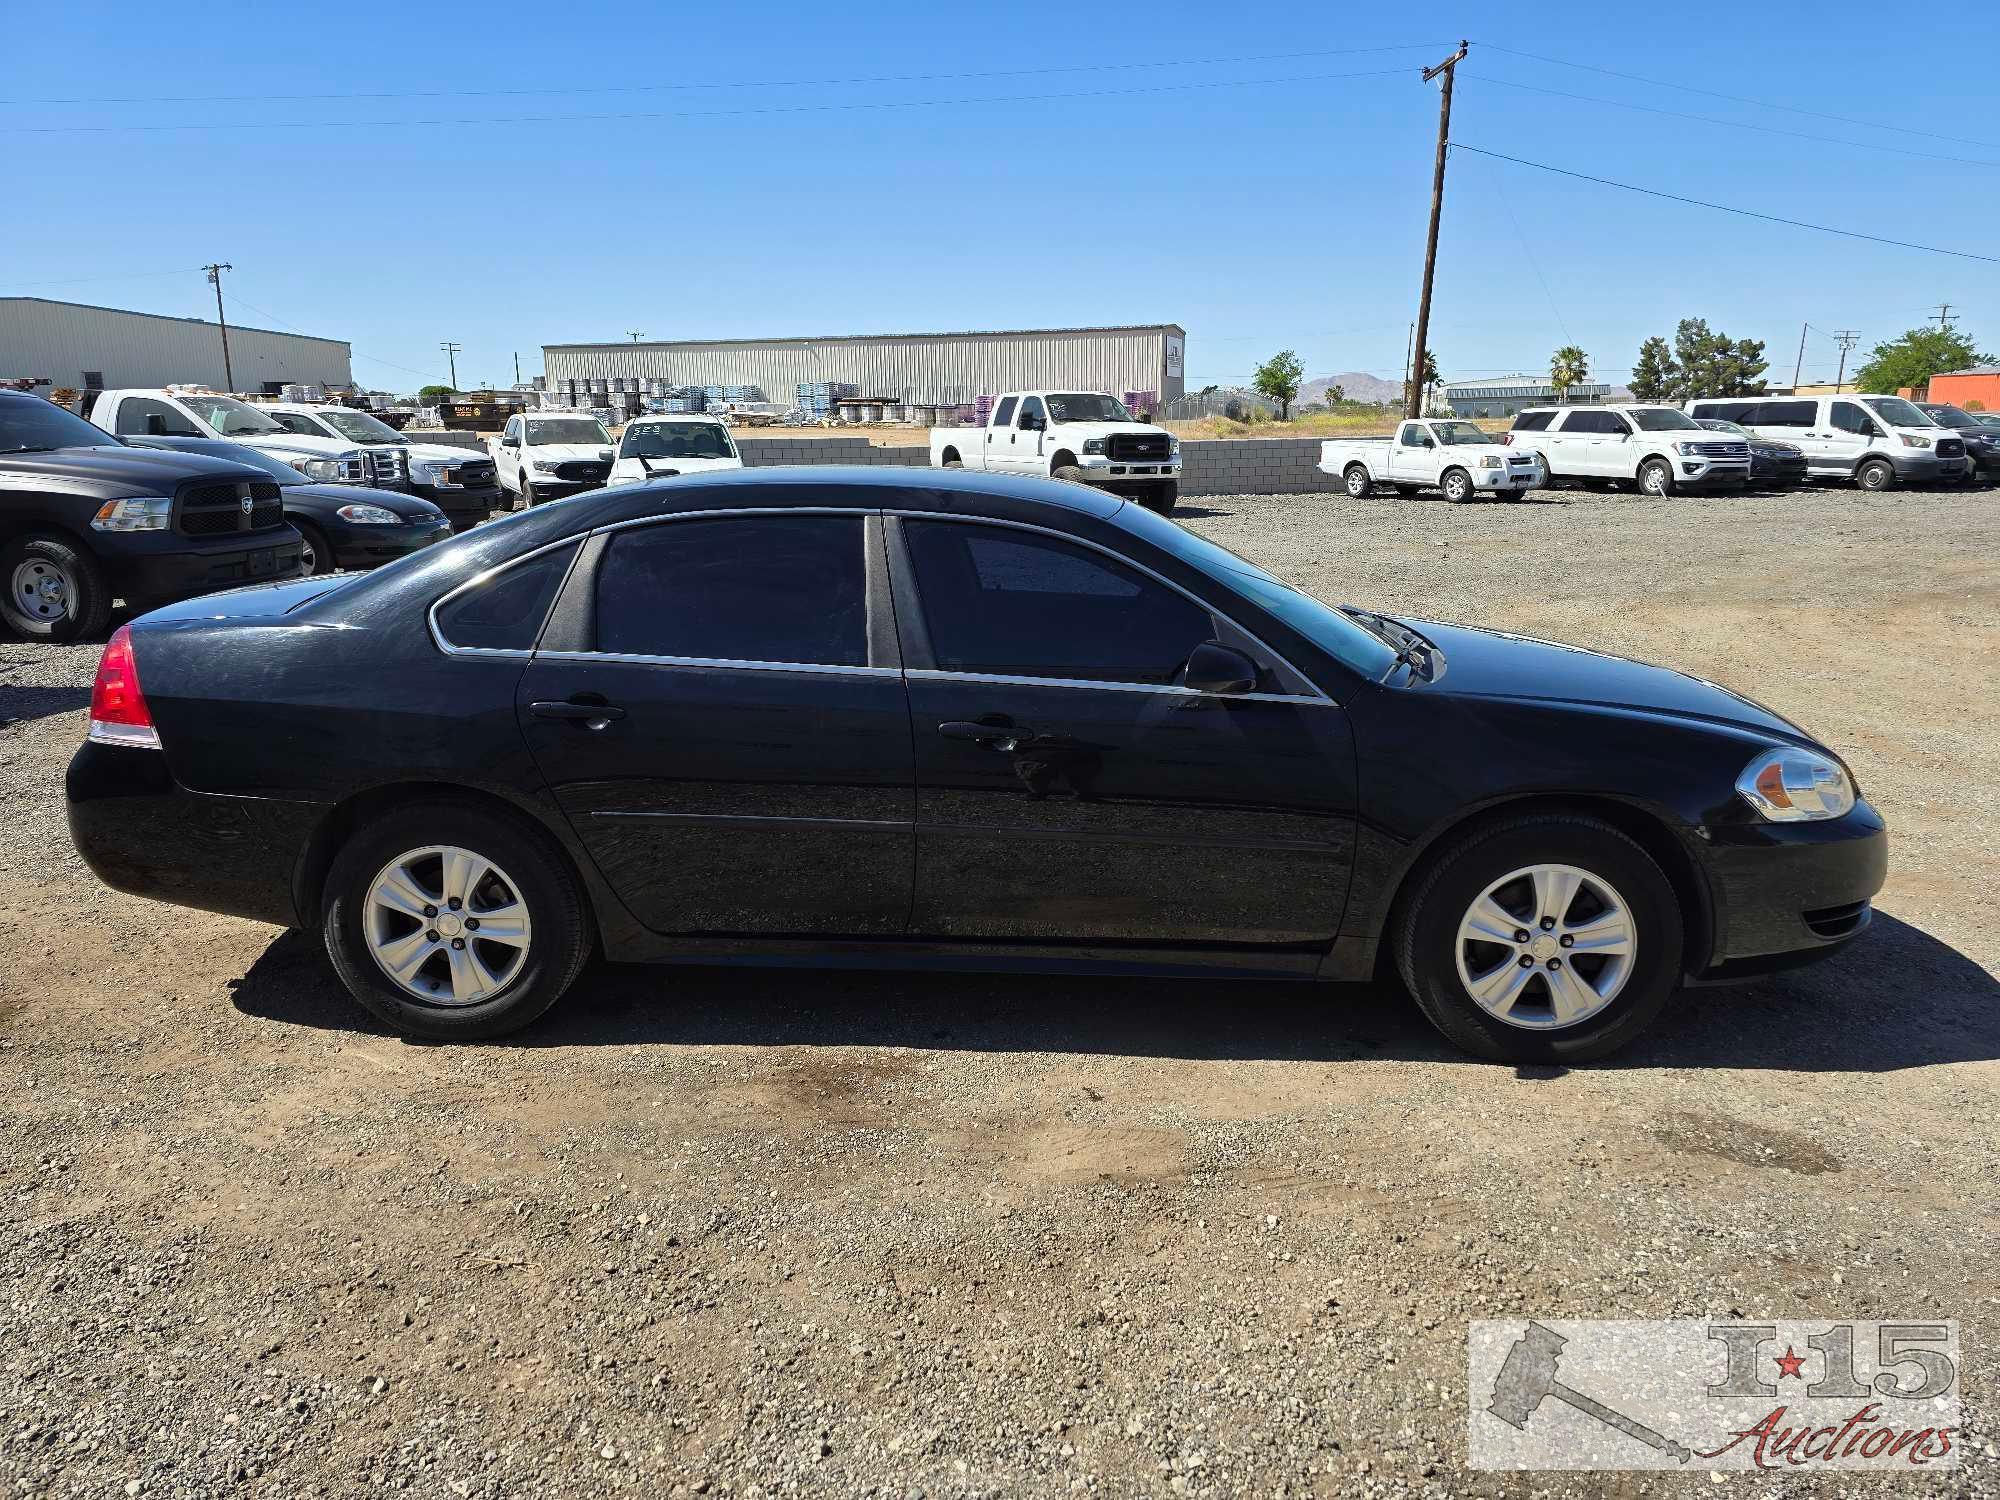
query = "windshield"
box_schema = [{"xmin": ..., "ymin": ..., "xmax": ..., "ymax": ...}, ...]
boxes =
[
  {"xmin": 527, "ymin": 418, "xmax": 610, "ymax": 446},
  {"xmin": 1629, "ymin": 408, "xmax": 1702, "ymax": 432},
  {"xmin": 1432, "ymin": 421, "xmax": 1499, "ymax": 446},
  {"xmin": 1863, "ymin": 396, "xmax": 1934, "ymax": 428},
  {"xmin": 318, "ymin": 408, "xmax": 406, "ymax": 444},
  {"xmin": 1112, "ymin": 504, "xmax": 1400, "ymax": 683},
  {"xmin": 0, "ymin": 396, "xmax": 124, "ymax": 454},
  {"xmin": 1698, "ymin": 419, "xmax": 1749, "ymax": 436},
  {"xmin": 1044, "ymin": 393, "xmax": 1134, "ymax": 424},
  {"xmin": 1920, "ymin": 405, "xmax": 1975, "ymax": 426},
  {"xmin": 620, "ymin": 421, "xmax": 736, "ymax": 460},
  {"xmin": 179, "ymin": 393, "xmax": 286, "ymax": 436}
]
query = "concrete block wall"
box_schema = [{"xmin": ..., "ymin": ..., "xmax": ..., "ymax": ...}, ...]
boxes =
[{"xmin": 737, "ymin": 437, "xmax": 929, "ymax": 469}]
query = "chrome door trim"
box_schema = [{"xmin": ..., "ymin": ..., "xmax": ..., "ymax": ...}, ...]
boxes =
[
  {"xmin": 904, "ymin": 667, "xmax": 1331, "ymax": 705},
  {"xmin": 536, "ymin": 649, "xmax": 898, "ymax": 677}
]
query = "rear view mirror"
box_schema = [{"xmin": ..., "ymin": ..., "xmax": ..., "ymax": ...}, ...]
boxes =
[{"xmin": 1183, "ymin": 642, "xmax": 1258, "ymax": 696}]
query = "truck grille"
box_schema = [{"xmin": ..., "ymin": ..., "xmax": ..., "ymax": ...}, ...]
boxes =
[
  {"xmin": 363, "ymin": 448, "xmax": 407, "ymax": 488},
  {"xmin": 554, "ymin": 460, "xmax": 610, "ymax": 484},
  {"xmin": 177, "ymin": 480, "xmax": 287, "ymax": 537},
  {"xmin": 1936, "ymin": 437, "xmax": 1965, "ymax": 459},
  {"xmin": 1107, "ymin": 433, "xmax": 1171, "ymax": 462},
  {"xmin": 1692, "ymin": 441, "xmax": 1749, "ymax": 459},
  {"xmin": 446, "ymin": 458, "xmax": 495, "ymax": 486}
]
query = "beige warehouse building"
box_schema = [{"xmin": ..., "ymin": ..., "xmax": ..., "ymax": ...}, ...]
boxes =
[
  {"xmin": 543, "ymin": 324, "xmax": 1186, "ymax": 408},
  {"xmin": 0, "ymin": 296, "xmax": 352, "ymax": 394}
]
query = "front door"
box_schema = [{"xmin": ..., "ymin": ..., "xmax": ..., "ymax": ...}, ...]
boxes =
[
  {"xmin": 516, "ymin": 509, "xmax": 914, "ymax": 936},
  {"xmin": 1390, "ymin": 421, "xmax": 1440, "ymax": 484},
  {"xmin": 1824, "ymin": 400, "xmax": 1880, "ymax": 476},
  {"xmin": 1009, "ymin": 395, "xmax": 1047, "ymax": 475},
  {"xmin": 889, "ymin": 516, "xmax": 1357, "ymax": 949}
]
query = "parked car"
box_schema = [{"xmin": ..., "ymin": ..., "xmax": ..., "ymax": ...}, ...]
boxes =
[
  {"xmin": 1504, "ymin": 405, "xmax": 1751, "ymax": 494},
  {"xmin": 606, "ymin": 413, "xmax": 743, "ymax": 487},
  {"xmin": 1914, "ymin": 403, "xmax": 2000, "ymax": 483},
  {"xmin": 81, "ymin": 389, "xmax": 409, "ymax": 491},
  {"xmin": 65, "ymin": 466, "xmax": 1886, "ymax": 1064},
  {"xmin": 0, "ymin": 391, "xmax": 302, "ymax": 641},
  {"xmin": 490, "ymin": 412, "xmax": 614, "ymax": 508},
  {"xmin": 1321, "ymin": 418, "xmax": 1545, "ymax": 502},
  {"xmin": 124, "ymin": 438, "xmax": 453, "ymax": 574},
  {"xmin": 1693, "ymin": 419, "xmax": 1807, "ymax": 488},
  {"xmin": 258, "ymin": 403, "xmax": 502, "ymax": 530},
  {"xmin": 1683, "ymin": 395, "xmax": 1966, "ymax": 490},
  {"xmin": 930, "ymin": 391, "xmax": 1180, "ymax": 513}
]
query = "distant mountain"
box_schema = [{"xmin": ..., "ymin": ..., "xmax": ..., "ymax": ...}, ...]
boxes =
[{"xmin": 1301, "ymin": 372, "xmax": 1401, "ymax": 406}]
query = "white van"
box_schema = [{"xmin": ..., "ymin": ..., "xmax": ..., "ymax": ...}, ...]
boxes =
[
  {"xmin": 606, "ymin": 413, "xmax": 743, "ymax": 487},
  {"xmin": 1684, "ymin": 394, "xmax": 1967, "ymax": 490}
]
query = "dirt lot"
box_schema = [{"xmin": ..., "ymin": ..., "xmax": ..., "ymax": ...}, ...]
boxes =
[{"xmin": 1, "ymin": 483, "xmax": 1995, "ymax": 1498}]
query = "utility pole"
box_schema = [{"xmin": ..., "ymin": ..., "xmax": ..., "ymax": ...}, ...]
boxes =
[
  {"xmin": 1833, "ymin": 330, "xmax": 1859, "ymax": 392},
  {"xmin": 626, "ymin": 330, "xmax": 646, "ymax": 343},
  {"xmin": 1932, "ymin": 304, "xmax": 1957, "ymax": 330},
  {"xmin": 1791, "ymin": 322, "xmax": 1808, "ymax": 388},
  {"xmin": 202, "ymin": 264, "xmax": 234, "ymax": 391},
  {"xmin": 1401, "ymin": 322, "xmax": 1415, "ymax": 408},
  {"xmin": 439, "ymin": 341, "xmax": 462, "ymax": 392},
  {"xmin": 1407, "ymin": 40, "xmax": 1468, "ymax": 418}
]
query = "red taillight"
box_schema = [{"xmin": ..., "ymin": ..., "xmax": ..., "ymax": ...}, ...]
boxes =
[{"xmin": 88, "ymin": 625, "xmax": 160, "ymax": 749}]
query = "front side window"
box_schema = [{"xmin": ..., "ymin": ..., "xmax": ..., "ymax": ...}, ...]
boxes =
[
  {"xmin": 1831, "ymin": 402, "xmax": 1880, "ymax": 436},
  {"xmin": 1397, "ymin": 423, "xmax": 1430, "ymax": 447},
  {"xmin": 905, "ymin": 521, "xmax": 1214, "ymax": 686},
  {"xmin": 1017, "ymin": 396, "xmax": 1046, "ymax": 430},
  {"xmin": 527, "ymin": 417, "xmax": 610, "ymax": 446},
  {"xmin": 433, "ymin": 542, "xmax": 579, "ymax": 652},
  {"xmin": 595, "ymin": 515, "xmax": 867, "ymax": 666},
  {"xmin": 114, "ymin": 397, "xmax": 201, "ymax": 437},
  {"xmin": 178, "ymin": 394, "xmax": 286, "ymax": 436},
  {"xmin": 619, "ymin": 421, "xmax": 736, "ymax": 460}
]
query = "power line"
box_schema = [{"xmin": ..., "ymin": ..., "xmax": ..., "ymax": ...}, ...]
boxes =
[
  {"xmin": 11, "ymin": 265, "xmax": 213, "ymax": 292},
  {"xmin": 220, "ymin": 285, "xmax": 441, "ymax": 383},
  {"xmin": 0, "ymin": 41, "xmax": 1448, "ymax": 108},
  {"xmin": 1449, "ymin": 142, "xmax": 2000, "ymax": 264},
  {"xmin": 1473, "ymin": 41, "xmax": 2000, "ymax": 153}
]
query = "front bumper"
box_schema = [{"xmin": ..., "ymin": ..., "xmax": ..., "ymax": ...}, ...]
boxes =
[
  {"xmin": 1888, "ymin": 452, "xmax": 1965, "ymax": 482},
  {"xmin": 97, "ymin": 528, "xmax": 307, "ymax": 610},
  {"xmin": 1675, "ymin": 458, "xmax": 1752, "ymax": 488},
  {"xmin": 1750, "ymin": 455, "xmax": 1809, "ymax": 486},
  {"xmin": 1470, "ymin": 463, "xmax": 1544, "ymax": 490},
  {"xmin": 329, "ymin": 517, "xmax": 455, "ymax": 569},
  {"xmin": 1693, "ymin": 801, "xmax": 1888, "ymax": 980},
  {"xmin": 522, "ymin": 479, "xmax": 605, "ymax": 505},
  {"xmin": 408, "ymin": 480, "xmax": 502, "ymax": 530},
  {"xmin": 1075, "ymin": 454, "xmax": 1181, "ymax": 484}
]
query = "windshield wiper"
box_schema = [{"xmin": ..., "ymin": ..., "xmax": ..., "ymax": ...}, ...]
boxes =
[{"xmin": 1343, "ymin": 608, "xmax": 1440, "ymax": 677}]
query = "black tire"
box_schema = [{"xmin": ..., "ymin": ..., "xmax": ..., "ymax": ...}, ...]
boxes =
[
  {"xmin": 0, "ymin": 533, "xmax": 112, "ymax": 643},
  {"xmin": 942, "ymin": 457, "xmax": 963, "ymax": 469},
  {"xmin": 1393, "ymin": 814, "xmax": 1684, "ymax": 1063},
  {"xmin": 1440, "ymin": 467, "xmax": 1473, "ymax": 503},
  {"xmin": 1343, "ymin": 464, "xmax": 1372, "ymax": 499},
  {"xmin": 1051, "ymin": 464, "xmax": 1087, "ymax": 485},
  {"xmin": 1147, "ymin": 480, "xmax": 1178, "ymax": 515},
  {"xmin": 322, "ymin": 798, "xmax": 592, "ymax": 1041},
  {"xmin": 1856, "ymin": 459, "xmax": 1893, "ymax": 493},
  {"xmin": 520, "ymin": 479, "xmax": 538, "ymax": 508},
  {"xmin": 1638, "ymin": 458, "xmax": 1675, "ymax": 497},
  {"xmin": 293, "ymin": 520, "xmax": 335, "ymax": 577}
]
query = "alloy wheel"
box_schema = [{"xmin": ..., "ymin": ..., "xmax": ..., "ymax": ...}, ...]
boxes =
[
  {"xmin": 11, "ymin": 559, "xmax": 74, "ymax": 624},
  {"xmin": 1453, "ymin": 862, "xmax": 1636, "ymax": 1029},
  {"xmin": 364, "ymin": 845, "xmax": 533, "ymax": 1006}
]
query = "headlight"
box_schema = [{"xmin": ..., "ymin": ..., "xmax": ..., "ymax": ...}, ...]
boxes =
[
  {"xmin": 1899, "ymin": 434, "xmax": 1931, "ymax": 449},
  {"xmin": 289, "ymin": 455, "xmax": 355, "ymax": 482},
  {"xmin": 1081, "ymin": 438, "xmax": 1106, "ymax": 455},
  {"xmin": 1479, "ymin": 454, "xmax": 1503, "ymax": 469},
  {"xmin": 1735, "ymin": 747, "xmax": 1856, "ymax": 822},
  {"xmin": 1672, "ymin": 441, "xmax": 1703, "ymax": 455},
  {"xmin": 1169, "ymin": 438, "xmax": 1180, "ymax": 456},
  {"xmin": 532, "ymin": 459, "xmax": 563, "ymax": 472},
  {"xmin": 336, "ymin": 503, "xmax": 402, "ymax": 525},
  {"xmin": 90, "ymin": 496, "xmax": 173, "ymax": 532}
]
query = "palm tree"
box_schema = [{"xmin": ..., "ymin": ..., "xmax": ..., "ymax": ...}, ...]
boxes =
[{"xmin": 1549, "ymin": 346, "xmax": 1589, "ymax": 404}]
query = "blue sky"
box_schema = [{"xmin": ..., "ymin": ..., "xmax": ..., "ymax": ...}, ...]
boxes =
[{"xmin": 7, "ymin": 1, "xmax": 1992, "ymax": 395}]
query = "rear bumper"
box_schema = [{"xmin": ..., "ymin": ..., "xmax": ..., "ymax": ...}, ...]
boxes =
[
  {"xmin": 65, "ymin": 741, "xmax": 319, "ymax": 928},
  {"xmin": 1693, "ymin": 802, "xmax": 1888, "ymax": 979},
  {"xmin": 98, "ymin": 528, "xmax": 307, "ymax": 610}
]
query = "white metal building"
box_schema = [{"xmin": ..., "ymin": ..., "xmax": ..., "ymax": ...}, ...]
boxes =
[
  {"xmin": 542, "ymin": 324, "xmax": 1187, "ymax": 408},
  {"xmin": 0, "ymin": 296, "xmax": 353, "ymax": 394}
]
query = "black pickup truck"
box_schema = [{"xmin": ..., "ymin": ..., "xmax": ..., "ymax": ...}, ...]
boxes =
[{"xmin": 1, "ymin": 392, "xmax": 304, "ymax": 641}]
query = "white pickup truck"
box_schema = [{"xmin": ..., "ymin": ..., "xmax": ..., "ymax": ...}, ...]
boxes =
[
  {"xmin": 490, "ymin": 411, "xmax": 615, "ymax": 507},
  {"xmin": 1320, "ymin": 418, "xmax": 1546, "ymax": 502},
  {"xmin": 929, "ymin": 391, "xmax": 1181, "ymax": 513},
  {"xmin": 82, "ymin": 388, "xmax": 408, "ymax": 491}
]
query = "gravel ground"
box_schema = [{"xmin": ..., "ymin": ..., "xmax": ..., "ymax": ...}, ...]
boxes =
[{"xmin": 1, "ymin": 483, "xmax": 1996, "ymax": 1498}]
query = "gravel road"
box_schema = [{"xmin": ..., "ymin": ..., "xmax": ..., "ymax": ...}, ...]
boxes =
[{"xmin": 2, "ymin": 483, "xmax": 1995, "ymax": 1498}]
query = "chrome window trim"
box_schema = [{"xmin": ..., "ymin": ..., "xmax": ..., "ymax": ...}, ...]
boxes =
[
  {"xmin": 886, "ymin": 509, "xmax": 1336, "ymax": 705},
  {"xmin": 536, "ymin": 650, "xmax": 896, "ymax": 677},
  {"xmin": 905, "ymin": 668, "xmax": 1329, "ymax": 704},
  {"xmin": 427, "ymin": 533, "xmax": 587, "ymax": 658}
]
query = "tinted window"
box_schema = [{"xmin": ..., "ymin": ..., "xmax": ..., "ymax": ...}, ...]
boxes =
[
  {"xmin": 991, "ymin": 397, "xmax": 1017, "ymax": 428},
  {"xmin": 1559, "ymin": 410, "xmax": 1619, "ymax": 434},
  {"xmin": 1397, "ymin": 423, "xmax": 1430, "ymax": 446},
  {"xmin": 1510, "ymin": 411, "xmax": 1553, "ymax": 431},
  {"xmin": 595, "ymin": 515, "xmax": 866, "ymax": 666},
  {"xmin": 114, "ymin": 397, "xmax": 201, "ymax": 437},
  {"xmin": 1017, "ymin": 396, "xmax": 1045, "ymax": 429},
  {"xmin": 1754, "ymin": 400, "xmax": 1815, "ymax": 428},
  {"xmin": 434, "ymin": 542, "xmax": 578, "ymax": 652},
  {"xmin": 1831, "ymin": 402, "xmax": 1879, "ymax": 436},
  {"xmin": 0, "ymin": 395, "xmax": 124, "ymax": 453},
  {"xmin": 905, "ymin": 521, "xmax": 1214, "ymax": 686}
]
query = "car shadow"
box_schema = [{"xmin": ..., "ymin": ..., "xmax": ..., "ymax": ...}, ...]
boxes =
[
  {"xmin": 226, "ymin": 912, "xmax": 1996, "ymax": 1075},
  {"xmin": 1168, "ymin": 505, "xmax": 1236, "ymax": 519},
  {"xmin": 0, "ymin": 680, "xmax": 90, "ymax": 726}
]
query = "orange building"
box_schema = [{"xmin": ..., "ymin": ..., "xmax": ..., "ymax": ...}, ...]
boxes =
[{"xmin": 1926, "ymin": 366, "xmax": 2000, "ymax": 410}]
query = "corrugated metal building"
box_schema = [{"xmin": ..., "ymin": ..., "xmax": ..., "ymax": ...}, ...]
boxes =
[
  {"xmin": 543, "ymin": 324, "xmax": 1186, "ymax": 408},
  {"xmin": 0, "ymin": 296, "xmax": 352, "ymax": 394},
  {"xmin": 1443, "ymin": 375, "xmax": 1611, "ymax": 418}
]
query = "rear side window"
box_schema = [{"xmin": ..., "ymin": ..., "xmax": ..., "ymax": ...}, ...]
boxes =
[
  {"xmin": 593, "ymin": 515, "xmax": 867, "ymax": 666},
  {"xmin": 1691, "ymin": 400, "xmax": 1754, "ymax": 422},
  {"xmin": 991, "ymin": 397, "xmax": 1017, "ymax": 428},
  {"xmin": 1510, "ymin": 411, "xmax": 1553, "ymax": 431},
  {"xmin": 1755, "ymin": 400, "xmax": 1815, "ymax": 428},
  {"xmin": 433, "ymin": 542, "xmax": 578, "ymax": 652}
]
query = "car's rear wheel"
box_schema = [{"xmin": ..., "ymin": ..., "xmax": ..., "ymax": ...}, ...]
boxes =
[
  {"xmin": 1638, "ymin": 459, "xmax": 1675, "ymax": 497},
  {"xmin": 1856, "ymin": 458, "xmax": 1893, "ymax": 492},
  {"xmin": 1440, "ymin": 467, "xmax": 1473, "ymax": 503},
  {"xmin": 1343, "ymin": 465, "xmax": 1372, "ymax": 499},
  {"xmin": 1394, "ymin": 814, "xmax": 1683, "ymax": 1062},
  {"xmin": 1, "ymin": 534, "xmax": 111, "ymax": 643},
  {"xmin": 942, "ymin": 455, "xmax": 963, "ymax": 469},
  {"xmin": 294, "ymin": 520, "xmax": 334, "ymax": 576},
  {"xmin": 322, "ymin": 800, "xmax": 591, "ymax": 1041}
]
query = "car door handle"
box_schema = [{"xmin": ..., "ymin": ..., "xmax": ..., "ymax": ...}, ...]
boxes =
[
  {"xmin": 938, "ymin": 719, "xmax": 1022, "ymax": 750},
  {"xmin": 530, "ymin": 700, "xmax": 627, "ymax": 727}
]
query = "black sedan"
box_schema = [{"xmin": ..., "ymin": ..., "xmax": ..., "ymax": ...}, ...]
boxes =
[
  {"xmin": 1915, "ymin": 403, "xmax": 2000, "ymax": 483},
  {"xmin": 1695, "ymin": 419, "xmax": 1807, "ymax": 488},
  {"xmin": 64, "ymin": 468, "xmax": 1887, "ymax": 1063},
  {"xmin": 126, "ymin": 437, "xmax": 454, "ymax": 574}
]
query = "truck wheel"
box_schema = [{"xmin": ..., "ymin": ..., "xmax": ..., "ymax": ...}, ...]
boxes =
[
  {"xmin": 1856, "ymin": 459, "xmax": 1893, "ymax": 493},
  {"xmin": 1051, "ymin": 465, "xmax": 1087, "ymax": 485},
  {"xmin": 1146, "ymin": 481, "xmax": 1178, "ymax": 515},
  {"xmin": 1342, "ymin": 464, "xmax": 1372, "ymax": 499},
  {"xmin": 294, "ymin": 521, "xmax": 334, "ymax": 576},
  {"xmin": 2, "ymin": 534, "xmax": 112, "ymax": 643},
  {"xmin": 1638, "ymin": 459, "xmax": 1675, "ymax": 497},
  {"xmin": 520, "ymin": 479, "xmax": 538, "ymax": 508},
  {"xmin": 942, "ymin": 455, "xmax": 963, "ymax": 469},
  {"xmin": 1440, "ymin": 468, "xmax": 1473, "ymax": 503}
]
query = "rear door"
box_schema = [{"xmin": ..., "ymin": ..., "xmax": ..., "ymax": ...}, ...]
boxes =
[
  {"xmin": 516, "ymin": 504, "xmax": 915, "ymax": 936},
  {"xmin": 982, "ymin": 396, "xmax": 1017, "ymax": 474},
  {"xmin": 1537, "ymin": 410, "xmax": 1590, "ymax": 476}
]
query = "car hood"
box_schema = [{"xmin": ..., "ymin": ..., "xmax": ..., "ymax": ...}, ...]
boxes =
[
  {"xmin": 242, "ymin": 434, "xmax": 395, "ymax": 459},
  {"xmin": 282, "ymin": 482, "xmax": 447, "ymax": 520},
  {"xmin": 1398, "ymin": 617, "xmax": 1813, "ymax": 742},
  {"xmin": 1052, "ymin": 421, "xmax": 1162, "ymax": 440},
  {"xmin": 400, "ymin": 442, "xmax": 491, "ymax": 464},
  {"xmin": 0, "ymin": 444, "xmax": 271, "ymax": 495},
  {"xmin": 521, "ymin": 443, "xmax": 615, "ymax": 462}
]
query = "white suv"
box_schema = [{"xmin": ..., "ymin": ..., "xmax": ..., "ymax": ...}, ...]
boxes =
[{"xmin": 1504, "ymin": 404, "xmax": 1751, "ymax": 495}]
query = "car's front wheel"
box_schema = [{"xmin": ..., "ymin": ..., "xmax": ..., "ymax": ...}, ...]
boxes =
[
  {"xmin": 294, "ymin": 521, "xmax": 334, "ymax": 576},
  {"xmin": 1638, "ymin": 459, "xmax": 1675, "ymax": 497},
  {"xmin": 1440, "ymin": 467, "xmax": 1473, "ymax": 503},
  {"xmin": 2, "ymin": 534, "xmax": 111, "ymax": 643},
  {"xmin": 1856, "ymin": 459, "xmax": 1894, "ymax": 493},
  {"xmin": 1394, "ymin": 814, "xmax": 1683, "ymax": 1062},
  {"xmin": 322, "ymin": 799, "xmax": 591, "ymax": 1040}
]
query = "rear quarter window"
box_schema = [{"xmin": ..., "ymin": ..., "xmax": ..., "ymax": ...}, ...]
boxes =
[{"xmin": 432, "ymin": 541, "xmax": 579, "ymax": 652}]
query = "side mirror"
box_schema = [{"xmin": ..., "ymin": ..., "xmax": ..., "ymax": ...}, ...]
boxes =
[
  {"xmin": 1183, "ymin": 642, "xmax": 1258, "ymax": 696},
  {"xmin": 501, "ymin": 435, "xmax": 518, "ymax": 448}
]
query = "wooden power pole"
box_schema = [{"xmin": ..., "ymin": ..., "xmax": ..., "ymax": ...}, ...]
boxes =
[
  {"xmin": 202, "ymin": 263, "xmax": 234, "ymax": 391},
  {"xmin": 1407, "ymin": 40, "xmax": 1467, "ymax": 418}
]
